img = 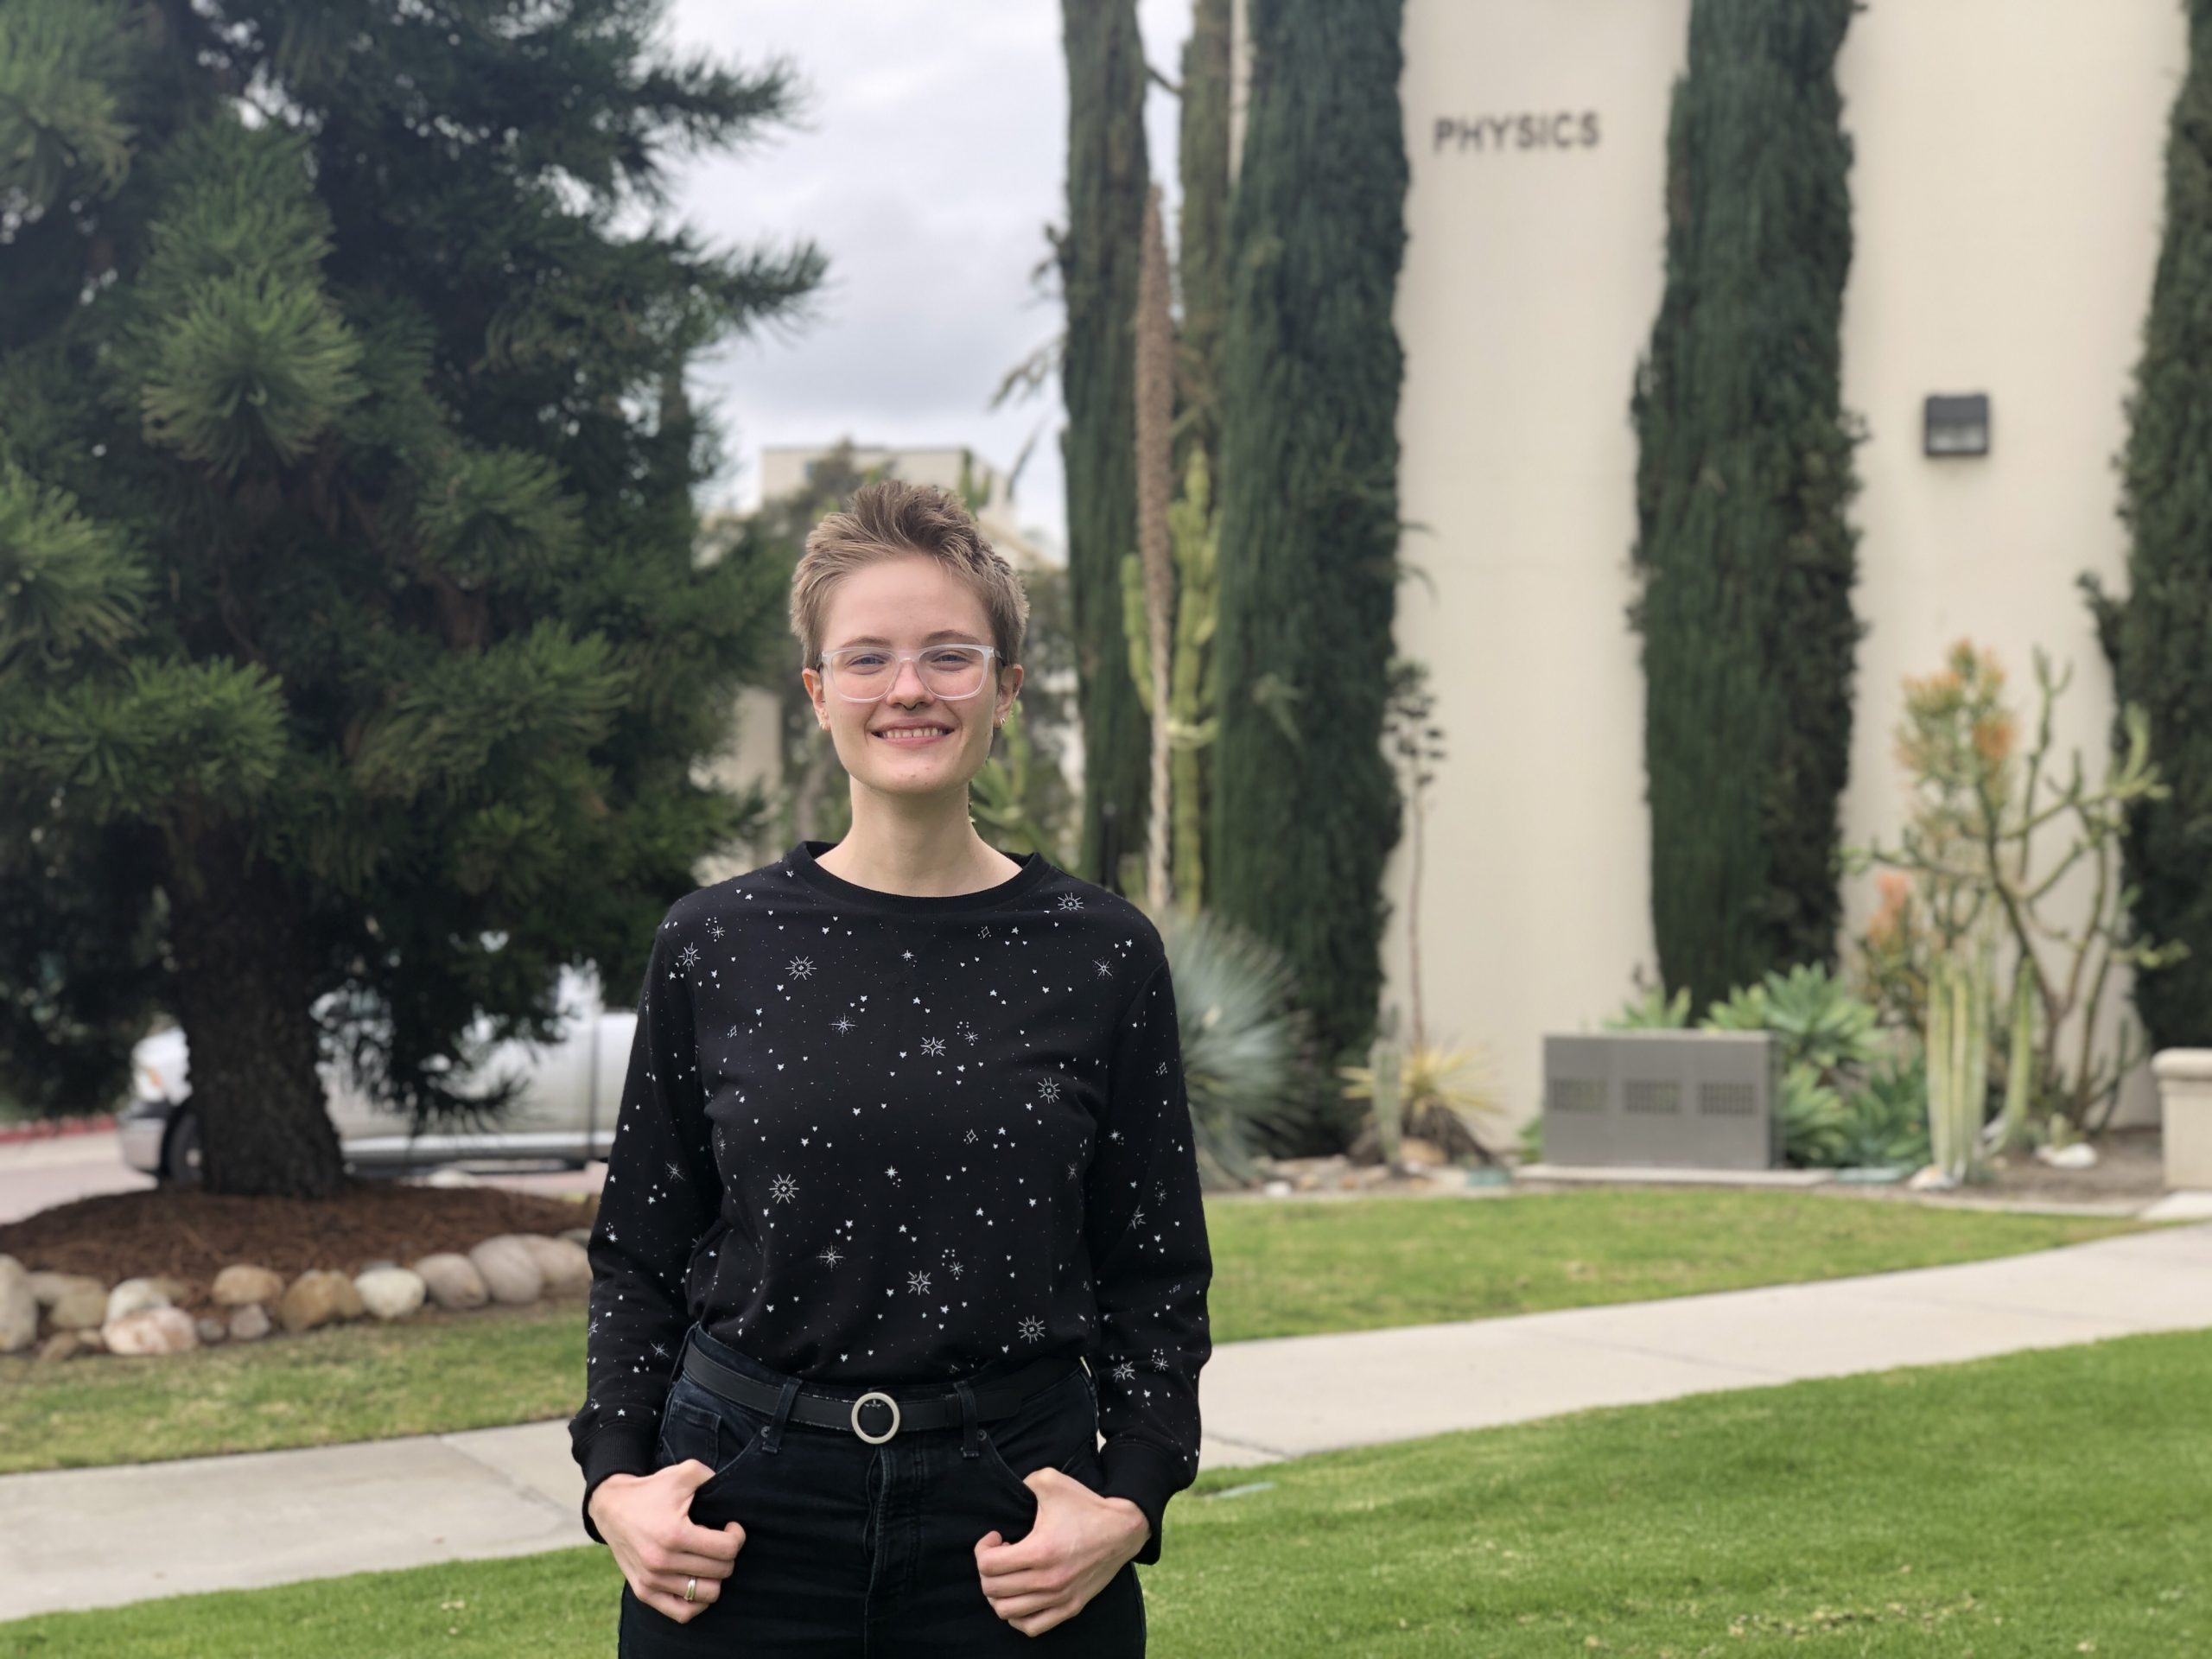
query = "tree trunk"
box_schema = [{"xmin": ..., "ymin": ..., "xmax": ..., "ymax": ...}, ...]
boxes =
[{"xmin": 162, "ymin": 825, "xmax": 347, "ymax": 1198}]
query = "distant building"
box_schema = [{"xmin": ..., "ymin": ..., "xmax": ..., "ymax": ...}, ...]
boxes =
[
  {"xmin": 1221, "ymin": 0, "xmax": 2172, "ymax": 1130},
  {"xmin": 758, "ymin": 444, "xmax": 1058, "ymax": 575}
]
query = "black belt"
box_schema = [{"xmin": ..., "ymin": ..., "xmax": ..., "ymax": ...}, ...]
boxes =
[{"xmin": 681, "ymin": 1336, "xmax": 1080, "ymax": 1445}]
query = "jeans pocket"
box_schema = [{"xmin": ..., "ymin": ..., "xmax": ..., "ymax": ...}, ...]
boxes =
[
  {"xmin": 657, "ymin": 1372, "xmax": 768, "ymax": 1501},
  {"xmin": 976, "ymin": 1368, "xmax": 1090, "ymax": 1507}
]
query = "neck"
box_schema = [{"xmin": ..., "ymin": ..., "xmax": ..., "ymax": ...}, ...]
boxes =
[{"xmin": 816, "ymin": 808, "xmax": 1017, "ymax": 898}]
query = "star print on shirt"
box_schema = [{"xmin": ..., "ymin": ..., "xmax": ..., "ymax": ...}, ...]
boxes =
[{"xmin": 569, "ymin": 841, "xmax": 1212, "ymax": 1571}]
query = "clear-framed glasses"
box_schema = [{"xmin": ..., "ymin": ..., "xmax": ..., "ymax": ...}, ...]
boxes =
[{"xmin": 817, "ymin": 642, "xmax": 998, "ymax": 702}]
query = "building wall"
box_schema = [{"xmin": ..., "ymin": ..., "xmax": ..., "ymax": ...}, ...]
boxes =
[{"xmin": 1380, "ymin": 0, "xmax": 2183, "ymax": 1136}]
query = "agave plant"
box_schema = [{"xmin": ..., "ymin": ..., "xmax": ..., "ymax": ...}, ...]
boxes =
[
  {"xmin": 1605, "ymin": 962, "xmax": 1908, "ymax": 1168},
  {"xmin": 1837, "ymin": 1047, "xmax": 1934, "ymax": 1171},
  {"xmin": 1701, "ymin": 963, "xmax": 1880, "ymax": 1077},
  {"xmin": 1338, "ymin": 1007, "xmax": 1512, "ymax": 1167},
  {"xmin": 1604, "ymin": 980, "xmax": 1693, "ymax": 1029},
  {"xmin": 1147, "ymin": 904, "xmax": 1308, "ymax": 1190},
  {"xmin": 1776, "ymin": 1060, "xmax": 1853, "ymax": 1168}
]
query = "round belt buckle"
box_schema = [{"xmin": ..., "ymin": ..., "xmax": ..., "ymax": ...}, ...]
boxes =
[{"xmin": 850, "ymin": 1389, "xmax": 900, "ymax": 1444}]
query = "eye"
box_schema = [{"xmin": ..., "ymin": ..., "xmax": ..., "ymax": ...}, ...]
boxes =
[{"xmin": 846, "ymin": 652, "xmax": 889, "ymax": 669}]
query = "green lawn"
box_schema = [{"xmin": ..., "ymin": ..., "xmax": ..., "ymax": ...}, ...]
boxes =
[
  {"xmin": 0, "ymin": 1189, "xmax": 2159, "ymax": 1476},
  {"xmin": 3, "ymin": 1325, "xmax": 2205, "ymax": 1656},
  {"xmin": 1202, "ymin": 1187, "xmax": 2154, "ymax": 1337}
]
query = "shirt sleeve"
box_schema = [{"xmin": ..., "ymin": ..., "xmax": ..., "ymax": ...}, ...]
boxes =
[
  {"xmin": 1082, "ymin": 952, "xmax": 1213, "ymax": 1567},
  {"xmin": 568, "ymin": 905, "xmax": 722, "ymax": 1545}
]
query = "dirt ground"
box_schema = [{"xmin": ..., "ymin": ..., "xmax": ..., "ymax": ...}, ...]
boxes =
[
  {"xmin": 0, "ymin": 1179, "xmax": 603, "ymax": 1314},
  {"xmin": 1249, "ymin": 1124, "xmax": 2174, "ymax": 1211}
]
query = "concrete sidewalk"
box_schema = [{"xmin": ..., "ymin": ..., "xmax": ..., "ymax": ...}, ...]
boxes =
[{"xmin": 4, "ymin": 1217, "xmax": 2210, "ymax": 1623}]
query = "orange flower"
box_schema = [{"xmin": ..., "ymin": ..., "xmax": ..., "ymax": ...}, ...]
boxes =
[
  {"xmin": 1866, "ymin": 868, "xmax": 1910, "ymax": 946},
  {"xmin": 1971, "ymin": 712, "xmax": 2015, "ymax": 766}
]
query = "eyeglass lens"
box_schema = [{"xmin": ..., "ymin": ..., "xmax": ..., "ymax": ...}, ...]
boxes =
[{"xmin": 828, "ymin": 646, "xmax": 989, "ymax": 699}]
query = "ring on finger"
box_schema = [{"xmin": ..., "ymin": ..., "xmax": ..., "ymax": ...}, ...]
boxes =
[{"xmin": 684, "ymin": 1576, "xmax": 698, "ymax": 1603}]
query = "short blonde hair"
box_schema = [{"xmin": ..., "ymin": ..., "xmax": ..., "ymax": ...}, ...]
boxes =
[{"xmin": 790, "ymin": 479, "xmax": 1030, "ymax": 674}]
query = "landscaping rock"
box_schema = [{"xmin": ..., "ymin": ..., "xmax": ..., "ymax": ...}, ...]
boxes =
[
  {"xmin": 422, "ymin": 1166, "xmax": 480, "ymax": 1187},
  {"xmin": 412, "ymin": 1253, "xmax": 490, "ymax": 1310},
  {"xmin": 1262, "ymin": 1179, "xmax": 1294, "ymax": 1198},
  {"xmin": 468, "ymin": 1236, "xmax": 543, "ymax": 1305},
  {"xmin": 49, "ymin": 1283, "xmax": 109, "ymax": 1331},
  {"xmin": 0, "ymin": 1257, "xmax": 35, "ymax": 1353},
  {"xmin": 515, "ymin": 1233, "xmax": 590, "ymax": 1296},
  {"xmin": 559, "ymin": 1227, "xmax": 594, "ymax": 1247},
  {"xmin": 279, "ymin": 1268, "xmax": 365, "ymax": 1334},
  {"xmin": 212, "ymin": 1264, "xmax": 286, "ymax": 1307},
  {"xmin": 2037, "ymin": 1141, "xmax": 2100, "ymax": 1169},
  {"xmin": 1395, "ymin": 1137, "xmax": 1446, "ymax": 1169},
  {"xmin": 35, "ymin": 1330, "xmax": 98, "ymax": 1363},
  {"xmin": 194, "ymin": 1316, "xmax": 228, "ymax": 1345},
  {"xmin": 105, "ymin": 1277, "xmax": 174, "ymax": 1325},
  {"xmin": 229, "ymin": 1304, "xmax": 271, "ymax": 1342},
  {"xmin": 355, "ymin": 1266, "xmax": 426, "ymax": 1322},
  {"xmin": 105, "ymin": 1306, "xmax": 198, "ymax": 1356},
  {"xmin": 27, "ymin": 1269, "xmax": 105, "ymax": 1307}
]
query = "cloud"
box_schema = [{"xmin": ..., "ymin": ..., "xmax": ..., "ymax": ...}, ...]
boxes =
[{"xmin": 658, "ymin": 0, "xmax": 1195, "ymax": 556}]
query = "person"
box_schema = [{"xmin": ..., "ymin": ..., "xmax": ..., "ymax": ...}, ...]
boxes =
[{"xmin": 569, "ymin": 478, "xmax": 1213, "ymax": 1655}]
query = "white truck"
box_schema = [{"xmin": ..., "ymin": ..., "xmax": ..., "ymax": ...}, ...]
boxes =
[{"xmin": 118, "ymin": 965, "xmax": 636, "ymax": 1185}]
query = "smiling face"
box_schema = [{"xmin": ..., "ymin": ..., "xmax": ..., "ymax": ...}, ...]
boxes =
[{"xmin": 803, "ymin": 551, "xmax": 1021, "ymax": 800}]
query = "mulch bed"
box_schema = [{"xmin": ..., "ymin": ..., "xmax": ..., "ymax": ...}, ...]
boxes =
[{"xmin": 0, "ymin": 1179, "xmax": 601, "ymax": 1311}]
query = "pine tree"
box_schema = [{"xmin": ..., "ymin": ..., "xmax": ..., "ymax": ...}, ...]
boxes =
[
  {"xmin": 1058, "ymin": 0, "xmax": 1152, "ymax": 887},
  {"xmin": 0, "ymin": 0, "xmax": 823, "ymax": 1194},
  {"xmin": 1628, "ymin": 0, "xmax": 1866, "ymax": 1015},
  {"xmin": 1212, "ymin": 0, "xmax": 1407, "ymax": 1073},
  {"xmin": 2086, "ymin": 0, "xmax": 2212, "ymax": 1053}
]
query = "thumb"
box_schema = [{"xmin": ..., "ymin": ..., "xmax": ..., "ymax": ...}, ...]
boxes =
[{"xmin": 677, "ymin": 1458, "xmax": 719, "ymax": 1488}]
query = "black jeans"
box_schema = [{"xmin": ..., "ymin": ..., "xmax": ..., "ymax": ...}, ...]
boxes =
[{"xmin": 617, "ymin": 1323, "xmax": 1147, "ymax": 1656}]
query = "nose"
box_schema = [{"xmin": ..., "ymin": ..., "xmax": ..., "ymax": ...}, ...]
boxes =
[{"xmin": 887, "ymin": 656, "xmax": 934, "ymax": 705}]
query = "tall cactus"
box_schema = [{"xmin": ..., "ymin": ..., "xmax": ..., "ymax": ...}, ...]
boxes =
[
  {"xmin": 1133, "ymin": 182, "xmax": 1176, "ymax": 913},
  {"xmin": 1122, "ymin": 448, "xmax": 1219, "ymax": 917},
  {"xmin": 1993, "ymin": 956, "xmax": 2037, "ymax": 1154},
  {"xmin": 1925, "ymin": 930, "xmax": 1993, "ymax": 1183}
]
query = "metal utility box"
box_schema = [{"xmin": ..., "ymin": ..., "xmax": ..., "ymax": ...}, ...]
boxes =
[{"xmin": 1541, "ymin": 1031, "xmax": 1783, "ymax": 1169}]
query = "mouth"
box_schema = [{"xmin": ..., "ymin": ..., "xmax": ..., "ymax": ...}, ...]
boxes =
[{"xmin": 871, "ymin": 724, "xmax": 954, "ymax": 747}]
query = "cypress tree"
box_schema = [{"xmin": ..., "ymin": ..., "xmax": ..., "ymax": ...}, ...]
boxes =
[
  {"xmin": 2086, "ymin": 0, "xmax": 2212, "ymax": 1053},
  {"xmin": 1628, "ymin": 0, "xmax": 1866, "ymax": 1014},
  {"xmin": 0, "ymin": 0, "xmax": 822, "ymax": 1193},
  {"xmin": 1176, "ymin": 0, "xmax": 1232, "ymax": 486},
  {"xmin": 1212, "ymin": 0, "xmax": 1408, "ymax": 1072},
  {"xmin": 1058, "ymin": 0, "xmax": 1152, "ymax": 887}
]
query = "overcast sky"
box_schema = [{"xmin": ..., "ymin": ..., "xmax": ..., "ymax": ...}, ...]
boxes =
[{"xmin": 658, "ymin": 1, "xmax": 1196, "ymax": 560}]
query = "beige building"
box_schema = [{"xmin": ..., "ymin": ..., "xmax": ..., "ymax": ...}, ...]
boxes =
[
  {"xmin": 1363, "ymin": 0, "xmax": 2183, "ymax": 1135},
  {"xmin": 757, "ymin": 445, "xmax": 1054, "ymax": 571}
]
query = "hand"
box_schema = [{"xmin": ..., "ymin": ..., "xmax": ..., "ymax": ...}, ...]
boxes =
[
  {"xmin": 589, "ymin": 1460, "xmax": 747, "ymax": 1624},
  {"xmin": 975, "ymin": 1466, "xmax": 1150, "ymax": 1637}
]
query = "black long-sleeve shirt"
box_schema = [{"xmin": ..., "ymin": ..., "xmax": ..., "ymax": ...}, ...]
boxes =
[{"xmin": 569, "ymin": 839, "xmax": 1213, "ymax": 1566}]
